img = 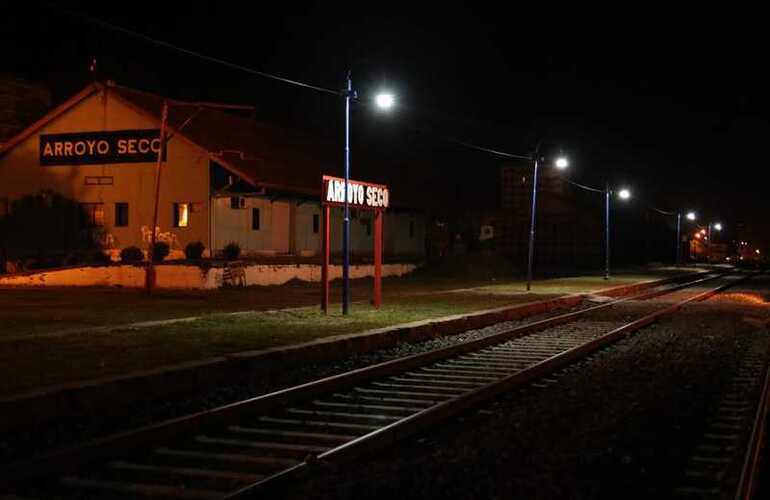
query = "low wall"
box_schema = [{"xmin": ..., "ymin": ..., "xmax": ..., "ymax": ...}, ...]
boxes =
[{"xmin": 0, "ymin": 263, "xmax": 418, "ymax": 289}]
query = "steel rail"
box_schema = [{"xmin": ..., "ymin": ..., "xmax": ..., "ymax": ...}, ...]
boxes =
[
  {"xmin": 0, "ymin": 270, "xmax": 742, "ymax": 498},
  {"xmin": 226, "ymin": 271, "xmax": 751, "ymax": 498},
  {"xmin": 734, "ymin": 342, "xmax": 770, "ymax": 500}
]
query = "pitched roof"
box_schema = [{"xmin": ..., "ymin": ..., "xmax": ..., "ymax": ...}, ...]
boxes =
[
  {"xmin": 112, "ymin": 84, "xmax": 335, "ymax": 196},
  {"xmin": 2, "ymin": 82, "xmax": 412, "ymax": 204}
]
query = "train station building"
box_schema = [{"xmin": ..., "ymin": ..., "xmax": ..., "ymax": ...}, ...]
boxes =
[{"xmin": 0, "ymin": 81, "xmax": 425, "ymax": 261}]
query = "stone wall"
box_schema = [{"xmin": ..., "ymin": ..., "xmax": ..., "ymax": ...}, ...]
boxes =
[{"xmin": 0, "ymin": 262, "xmax": 419, "ymax": 289}]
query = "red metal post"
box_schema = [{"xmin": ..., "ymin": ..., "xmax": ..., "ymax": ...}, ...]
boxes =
[
  {"xmin": 321, "ymin": 205, "xmax": 331, "ymax": 313},
  {"xmin": 373, "ymin": 209, "xmax": 383, "ymax": 308}
]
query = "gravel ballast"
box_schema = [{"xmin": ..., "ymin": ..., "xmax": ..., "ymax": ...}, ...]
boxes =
[
  {"xmin": 282, "ymin": 275, "xmax": 770, "ymax": 500},
  {"xmin": 0, "ymin": 272, "xmax": 752, "ymax": 487}
]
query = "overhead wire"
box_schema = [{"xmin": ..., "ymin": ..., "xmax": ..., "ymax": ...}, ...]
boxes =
[{"xmin": 48, "ymin": 4, "xmax": 693, "ymax": 216}]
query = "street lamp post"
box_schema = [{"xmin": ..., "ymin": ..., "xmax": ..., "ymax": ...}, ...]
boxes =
[
  {"xmin": 342, "ymin": 73, "xmax": 354, "ymax": 315},
  {"xmin": 676, "ymin": 213, "xmax": 682, "ymax": 266},
  {"xmin": 605, "ymin": 187, "xmax": 631, "ymax": 280},
  {"xmin": 525, "ymin": 155, "xmax": 540, "ymax": 292},
  {"xmin": 340, "ymin": 73, "xmax": 394, "ymax": 315},
  {"xmin": 706, "ymin": 222, "xmax": 722, "ymax": 262},
  {"xmin": 526, "ymin": 153, "xmax": 568, "ymax": 291}
]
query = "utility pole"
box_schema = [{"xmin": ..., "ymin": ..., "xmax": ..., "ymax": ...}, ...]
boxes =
[
  {"xmin": 146, "ymin": 100, "xmax": 168, "ymax": 294},
  {"xmin": 605, "ymin": 183, "xmax": 611, "ymax": 280},
  {"xmin": 526, "ymin": 155, "xmax": 539, "ymax": 292},
  {"xmin": 342, "ymin": 73, "xmax": 354, "ymax": 314}
]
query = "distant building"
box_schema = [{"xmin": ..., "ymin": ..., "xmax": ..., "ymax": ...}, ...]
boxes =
[
  {"xmin": 0, "ymin": 81, "xmax": 424, "ymax": 261},
  {"xmin": 497, "ymin": 162, "xmax": 603, "ymax": 269}
]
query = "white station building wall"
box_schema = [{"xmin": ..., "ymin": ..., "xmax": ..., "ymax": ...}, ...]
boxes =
[{"xmin": 212, "ymin": 196, "xmax": 425, "ymax": 259}]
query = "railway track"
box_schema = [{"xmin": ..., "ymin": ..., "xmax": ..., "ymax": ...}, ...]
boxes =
[
  {"xmin": 1, "ymin": 271, "xmax": 751, "ymax": 499},
  {"xmin": 675, "ymin": 309, "xmax": 770, "ymax": 500}
]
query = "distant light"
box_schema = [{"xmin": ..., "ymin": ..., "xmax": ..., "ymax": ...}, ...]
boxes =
[
  {"xmin": 375, "ymin": 93, "xmax": 395, "ymax": 110},
  {"xmin": 695, "ymin": 233, "xmax": 701, "ymax": 239},
  {"xmin": 757, "ymin": 249, "xmax": 761, "ymax": 255},
  {"xmin": 555, "ymin": 157, "xmax": 569, "ymax": 169},
  {"xmin": 726, "ymin": 257, "xmax": 731, "ymax": 261},
  {"xmin": 686, "ymin": 212, "xmax": 696, "ymax": 221},
  {"xmin": 700, "ymin": 229, "xmax": 707, "ymax": 235},
  {"xmin": 618, "ymin": 188, "xmax": 631, "ymax": 200},
  {"xmin": 714, "ymin": 223, "xmax": 723, "ymax": 231}
]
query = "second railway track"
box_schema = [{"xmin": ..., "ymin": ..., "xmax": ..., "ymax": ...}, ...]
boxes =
[{"xmin": 1, "ymin": 270, "xmax": 754, "ymax": 499}]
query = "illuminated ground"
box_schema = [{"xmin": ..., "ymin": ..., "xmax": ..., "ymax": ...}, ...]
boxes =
[{"xmin": 0, "ymin": 267, "xmax": 695, "ymax": 396}]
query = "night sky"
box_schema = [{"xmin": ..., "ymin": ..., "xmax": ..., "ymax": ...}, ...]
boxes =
[{"xmin": 5, "ymin": 2, "xmax": 769, "ymax": 251}]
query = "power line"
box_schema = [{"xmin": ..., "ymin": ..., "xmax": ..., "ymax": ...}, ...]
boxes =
[
  {"xmin": 52, "ymin": 5, "xmax": 541, "ymax": 163},
  {"xmin": 562, "ymin": 177, "xmax": 604, "ymax": 194},
  {"xmin": 48, "ymin": 4, "xmax": 343, "ymax": 97}
]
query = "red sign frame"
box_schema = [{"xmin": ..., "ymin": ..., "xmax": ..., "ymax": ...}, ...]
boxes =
[{"xmin": 321, "ymin": 175, "xmax": 388, "ymax": 313}]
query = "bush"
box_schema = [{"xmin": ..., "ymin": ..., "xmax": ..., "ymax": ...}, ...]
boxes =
[
  {"xmin": 185, "ymin": 241, "xmax": 205, "ymax": 260},
  {"xmin": 120, "ymin": 246, "xmax": 145, "ymax": 264},
  {"xmin": 64, "ymin": 251, "xmax": 88, "ymax": 267},
  {"xmin": 222, "ymin": 242, "xmax": 241, "ymax": 260},
  {"xmin": 87, "ymin": 250, "xmax": 112, "ymax": 266},
  {"xmin": 152, "ymin": 241, "xmax": 170, "ymax": 263}
]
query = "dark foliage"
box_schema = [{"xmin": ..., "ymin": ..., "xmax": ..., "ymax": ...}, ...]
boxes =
[
  {"xmin": 222, "ymin": 242, "xmax": 241, "ymax": 260},
  {"xmin": 185, "ymin": 241, "xmax": 205, "ymax": 260},
  {"xmin": 152, "ymin": 241, "xmax": 170, "ymax": 263},
  {"xmin": 120, "ymin": 246, "xmax": 145, "ymax": 264}
]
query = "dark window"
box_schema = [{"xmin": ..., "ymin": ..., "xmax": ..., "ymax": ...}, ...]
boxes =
[
  {"xmin": 313, "ymin": 214, "xmax": 319, "ymax": 233},
  {"xmin": 231, "ymin": 196, "xmax": 243, "ymax": 209},
  {"xmin": 409, "ymin": 219, "xmax": 415, "ymax": 238},
  {"xmin": 115, "ymin": 203, "xmax": 129, "ymax": 227},
  {"xmin": 80, "ymin": 203, "xmax": 104, "ymax": 227},
  {"xmin": 173, "ymin": 203, "xmax": 190, "ymax": 228},
  {"xmin": 252, "ymin": 208, "xmax": 260, "ymax": 230}
]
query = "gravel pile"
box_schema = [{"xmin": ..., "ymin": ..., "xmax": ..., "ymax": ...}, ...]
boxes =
[{"xmin": 284, "ymin": 280, "xmax": 770, "ymax": 500}]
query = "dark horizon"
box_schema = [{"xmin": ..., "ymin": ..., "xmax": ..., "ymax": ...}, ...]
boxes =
[{"xmin": 5, "ymin": 2, "xmax": 769, "ymax": 253}]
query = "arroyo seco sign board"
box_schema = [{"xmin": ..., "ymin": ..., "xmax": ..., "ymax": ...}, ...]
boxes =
[
  {"xmin": 39, "ymin": 129, "xmax": 166, "ymax": 166},
  {"xmin": 322, "ymin": 175, "xmax": 389, "ymax": 210}
]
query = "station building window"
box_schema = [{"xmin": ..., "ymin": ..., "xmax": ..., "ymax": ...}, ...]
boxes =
[
  {"xmin": 79, "ymin": 203, "xmax": 104, "ymax": 227},
  {"xmin": 115, "ymin": 202, "xmax": 129, "ymax": 227},
  {"xmin": 173, "ymin": 203, "xmax": 190, "ymax": 228},
  {"xmin": 252, "ymin": 208, "xmax": 261, "ymax": 230}
]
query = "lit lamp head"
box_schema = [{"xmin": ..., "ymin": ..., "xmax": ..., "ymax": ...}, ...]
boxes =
[
  {"xmin": 713, "ymin": 222, "xmax": 723, "ymax": 231},
  {"xmin": 617, "ymin": 188, "xmax": 631, "ymax": 200},
  {"xmin": 375, "ymin": 92, "xmax": 395, "ymax": 110},
  {"xmin": 686, "ymin": 212, "xmax": 696, "ymax": 221},
  {"xmin": 554, "ymin": 157, "xmax": 569, "ymax": 169}
]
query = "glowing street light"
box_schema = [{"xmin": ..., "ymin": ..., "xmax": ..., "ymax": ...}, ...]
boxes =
[
  {"xmin": 686, "ymin": 212, "xmax": 696, "ymax": 221},
  {"xmin": 526, "ymin": 153, "xmax": 569, "ymax": 291},
  {"xmin": 714, "ymin": 222, "xmax": 723, "ymax": 231},
  {"xmin": 340, "ymin": 77, "xmax": 395, "ymax": 315},
  {"xmin": 604, "ymin": 186, "xmax": 632, "ymax": 280},
  {"xmin": 375, "ymin": 92, "xmax": 395, "ymax": 110}
]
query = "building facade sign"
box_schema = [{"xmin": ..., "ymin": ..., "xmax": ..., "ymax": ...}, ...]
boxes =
[
  {"xmin": 322, "ymin": 175, "xmax": 389, "ymax": 209},
  {"xmin": 39, "ymin": 129, "xmax": 165, "ymax": 166}
]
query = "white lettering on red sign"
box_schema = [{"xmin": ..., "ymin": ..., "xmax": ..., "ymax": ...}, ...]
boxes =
[{"xmin": 325, "ymin": 179, "xmax": 389, "ymax": 209}]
